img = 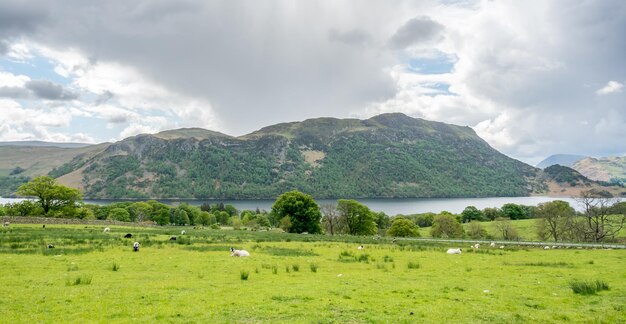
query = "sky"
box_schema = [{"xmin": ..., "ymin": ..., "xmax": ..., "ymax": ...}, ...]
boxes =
[{"xmin": 0, "ymin": 0, "xmax": 624, "ymax": 165}]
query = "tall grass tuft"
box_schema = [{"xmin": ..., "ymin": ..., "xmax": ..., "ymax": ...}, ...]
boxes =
[
  {"xmin": 111, "ymin": 263, "xmax": 120, "ymax": 271},
  {"xmin": 272, "ymin": 266, "xmax": 278, "ymax": 275},
  {"xmin": 66, "ymin": 275, "xmax": 92, "ymax": 286},
  {"xmin": 240, "ymin": 270, "xmax": 249, "ymax": 281},
  {"xmin": 407, "ymin": 262, "xmax": 420, "ymax": 269},
  {"xmin": 292, "ymin": 264, "xmax": 300, "ymax": 272},
  {"xmin": 310, "ymin": 263, "xmax": 318, "ymax": 272},
  {"xmin": 569, "ymin": 279, "xmax": 609, "ymax": 295}
]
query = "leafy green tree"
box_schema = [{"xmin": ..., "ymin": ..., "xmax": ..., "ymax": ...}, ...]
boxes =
[
  {"xmin": 108, "ymin": 208, "xmax": 131, "ymax": 222},
  {"xmin": 501, "ymin": 203, "xmax": 527, "ymax": 220},
  {"xmin": 224, "ymin": 204, "xmax": 238, "ymax": 217},
  {"xmin": 461, "ymin": 206, "xmax": 484, "ymax": 223},
  {"xmin": 415, "ymin": 213, "xmax": 435, "ymax": 227},
  {"xmin": 535, "ymin": 200, "xmax": 575, "ymax": 242},
  {"xmin": 197, "ymin": 211, "xmax": 212, "ymax": 226},
  {"xmin": 130, "ymin": 202, "xmax": 153, "ymax": 222},
  {"xmin": 375, "ymin": 211, "xmax": 391, "ymax": 233},
  {"xmin": 337, "ymin": 199, "xmax": 377, "ymax": 236},
  {"xmin": 16, "ymin": 176, "xmax": 82, "ymax": 215},
  {"xmin": 271, "ymin": 191, "xmax": 321, "ymax": 234},
  {"xmin": 217, "ymin": 211, "xmax": 230, "ymax": 225},
  {"xmin": 154, "ymin": 208, "xmax": 171, "ymax": 225},
  {"xmin": 387, "ymin": 217, "xmax": 420, "ymax": 237},
  {"xmin": 483, "ymin": 207, "xmax": 501, "ymax": 221},
  {"xmin": 431, "ymin": 213, "xmax": 464, "ymax": 238},
  {"xmin": 467, "ymin": 221, "xmax": 487, "ymax": 239},
  {"xmin": 4, "ymin": 201, "xmax": 44, "ymax": 216}
]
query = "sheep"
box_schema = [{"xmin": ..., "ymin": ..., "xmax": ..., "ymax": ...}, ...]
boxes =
[
  {"xmin": 3, "ymin": 221, "xmax": 9, "ymax": 227},
  {"xmin": 181, "ymin": 230, "xmax": 186, "ymax": 235},
  {"xmin": 473, "ymin": 243, "xmax": 480, "ymax": 249},
  {"xmin": 170, "ymin": 236, "xmax": 177, "ymax": 241},
  {"xmin": 357, "ymin": 245, "xmax": 364, "ymax": 250},
  {"xmin": 124, "ymin": 233, "xmax": 133, "ymax": 238},
  {"xmin": 499, "ymin": 245, "xmax": 505, "ymax": 249},
  {"xmin": 490, "ymin": 242, "xmax": 496, "ymax": 248},
  {"xmin": 446, "ymin": 248, "xmax": 462, "ymax": 255},
  {"xmin": 42, "ymin": 225, "xmax": 45, "ymax": 228},
  {"xmin": 103, "ymin": 227, "xmax": 110, "ymax": 233},
  {"xmin": 133, "ymin": 242, "xmax": 140, "ymax": 252},
  {"xmin": 47, "ymin": 244, "xmax": 54, "ymax": 249},
  {"xmin": 544, "ymin": 246, "xmax": 550, "ymax": 250},
  {"xmin": 230, "ymin": 247, "xmax": 250, "ymax": 257}
]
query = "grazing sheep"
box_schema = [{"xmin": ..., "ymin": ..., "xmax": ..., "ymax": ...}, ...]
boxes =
[
  {"xmin": 499, "ymin": 245, "xmax": 505, "ymax": 249},
  {"xmin": 42, "ymin": 225, "xmax": 46, "ymax": 228},
  {"xmin": 170, "ymin": 236, "xmax": 177, "ymax": 241},
  {"xmin": 230, "ymin": 247, "xmax": 250, "ymax": 257},
  {"xmin": 357, "ymin": 245, "xmax": 364, "ymax": 250},
  {"xmin": 124, "ymin": 233, "xmax": 133, "ymax": 238},
  {"xmin": 103, "ymin": 227, "xmax": 110, "ymax": 233},
  {"xmin": 181, "ymin": 230, "xmax": 186, "ymax": 235},
  {"xmin": 544, "ymin": 246, "xmax": 550, "ymax": 250},
  {"xmin": 490, "ymin": 242, "xmax": 496, "ymax": 247},
  {"xmin": 3, "ymin": 221, "xmax": 9, "ymax": 227},
  {"xmin": 47, "ymin": 244, "xmax": 54, "ymax": 249},
  {"xmin": 473, "ymin": 243, "xmax": 480, "ymax": 249},
  {"xmin": 447, "ymin": 248, "xmax": 462, "ymax": 255},
  {"xmin": 133, "ymin": 242, "xmax": 140, "ymax": 252}
]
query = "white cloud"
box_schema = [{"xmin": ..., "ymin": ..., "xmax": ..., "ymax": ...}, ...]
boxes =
[{"xmin": 596, "ymin": 81, "xmax": 624, "ymax": 95}]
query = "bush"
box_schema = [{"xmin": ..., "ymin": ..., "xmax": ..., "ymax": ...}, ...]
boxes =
[
  {"xmin": 387, "ymin": 217, "xmax": 420, "ymax": 237},
  {"xmin": 467, "ymin": 221, "xmax": 487, "ymax": 239},
  {"xmin": 569, "ymin": 280, "xmax": 609, "ymax": 295}
]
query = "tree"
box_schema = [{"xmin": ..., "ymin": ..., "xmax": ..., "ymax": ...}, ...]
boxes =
[
  {"xmin": 575, "ymin": 190, "xmax": 625, "ymax": 242},
  {"xmin": 337, "ymin": 199, "xmax": 377, "ymax": 236},
  {"xmin": 387, "ymin": 217, "xmax": 420, "ymax": 237},
  {"xmin": 271, "ymin": 191, "xmax": 322, "ymax": 234},
  {"xmin": 535, "ymin": 200, "xmax": 575, "ymax": 242},
  {"xmin": 483, "ymin": 207, "xmax": 501, "ymax": 221},
  {"xmin": 415, "ymin": 213, "xmax": 435, "ymax": 227},
  {"xmin": 321, "ymin": 204, "xmax": 345, "ymax": 235},
  {"xmin": 431, "ymin": 213, "xmax": 464, "ymax": 238},
  {"xmin": 501, "ymin": 203, "xmax": 527, "ymax": 220},
  {"xmin": 374, "ymin": 212, "xmax": 391, "ymax": 233},
  {"xmin": 16, "ymin": 176, "xmax": 82, "ymax": 215},
  {"xmin": 461, "ymin": 206, "xmax": 484, "ymax": 223},
  {"xmin": 108, "ymin": 208, "xmax": 131, "ymax": 222},
  {"xmin": 492, "ymin": 217, "xmax": 520, "ymax": 240},
  {"xmin": 467, "ymin": 221, "xmax": 487, "ymax": 239},
  {"xmin": 129, "ymin": 202, "xmax": 153, "ymax": 223}
]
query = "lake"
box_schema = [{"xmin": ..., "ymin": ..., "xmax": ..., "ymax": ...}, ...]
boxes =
[{"xmin": 0, "ymin": 196, "xmax": 609, "ymax": 215}]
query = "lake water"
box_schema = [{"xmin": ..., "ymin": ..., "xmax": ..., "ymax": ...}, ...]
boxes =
[{"xmin": 0, "ymin": 196, "xmax": 608, "ymax": 215}]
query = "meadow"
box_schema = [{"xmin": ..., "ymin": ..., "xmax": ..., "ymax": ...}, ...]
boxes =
[{"xmin": 1, "ymin": 224, "xmax": 624, "ymax": 323}]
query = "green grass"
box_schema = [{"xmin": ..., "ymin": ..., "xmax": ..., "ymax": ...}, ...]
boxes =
[
  {"xmin": 569, "ymin": 280, "xmax": 610, "ymax": 295},
  {"xmin": 0, "ymin": 224, "xmax": 625, "ymax": 322}
]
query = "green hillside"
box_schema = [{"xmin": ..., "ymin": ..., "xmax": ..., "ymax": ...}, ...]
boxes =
[
  {"xmin": 573, "ymin": 156, "xmax": 626, "ymax": 185},
  {"xmin": 43, "ymin": 113, "xmax": 543, "ymax": 199}
]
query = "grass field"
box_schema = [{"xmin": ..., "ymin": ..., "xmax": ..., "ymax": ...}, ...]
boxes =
[{"xmin": 1, "ymin": 224, "xmax": 625, "ymax": 323}]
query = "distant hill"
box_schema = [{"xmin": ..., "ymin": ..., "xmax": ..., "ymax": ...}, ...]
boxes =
[
  {"xmin": 536, "ymin": 154, "xmax": 587, "ymax": 169},
  {"xmin": 1, "ymin": 113, "xmax": 622, "ymax": 199},
  {"xmin": 572, "ymin": 156, "xmax": 626, "ymax": 185},
  {"xmin": 0, "ymin": 141, "xmax": 92, "ymax": 148},
  {"xmin": 50, "ymin": 113, "xmax": 543, "ymax": 199}
]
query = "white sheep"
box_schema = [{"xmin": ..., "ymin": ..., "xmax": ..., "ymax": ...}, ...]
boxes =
[
  {"xmin": 133, "ymin": 242, "xmax": 140, "ymax": 252},
  {"xmin": 544, "ymin": 246, "xmax": 550, "ymax": 250},
  {"xmin": 357, "ymin": 245, "xmax": 364, "ymax": 250},
  {"xmin": 103, "ymin": 227, "xmax": 110, "ymax": 233},
  {"xmin": 3, "ymin": 221, "xmax": 9, "ymax": 227},
  {"xmin": 446, "ymin": 248, "xmax": 462, "ymax": 255},
  {"xmin": 490, "ymin": 242, "xmax": 496, "ymax": 248},
  {"xmin": 499, "ymin": 245, "xmax": 505, "ymax": 249},
  {"xmin": 230, "ymin": 247, "xmax": 250, "ymax": 257},
  {"xmin": 181, "ymin": 230, "xmax": 186, "ymax": 235},
  {"xmin": 473, "ymin": 243, "xmax": 480, "ymax": 249}
]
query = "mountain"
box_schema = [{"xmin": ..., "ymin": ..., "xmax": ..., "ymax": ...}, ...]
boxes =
[
  {"xmin": 572, "ymin": 156, "xmax": 626, "ymax": 185},
  {"xmin": 0, "ymin": 113, "xmax": 620, "ymax": 199},
  {"xmin": 536, "ymin": 154, "xmax": 587, "ymax": 169},
  {"xmin": 0, "ymin": 141, "xmax": 92, "ymax": 148}
]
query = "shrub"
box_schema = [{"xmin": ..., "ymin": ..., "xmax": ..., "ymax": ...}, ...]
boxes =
[{"xmin": 569, "ymin": 280, "xmax": 609, "ymax": 295}]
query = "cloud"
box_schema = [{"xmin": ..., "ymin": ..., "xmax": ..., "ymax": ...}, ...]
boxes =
[
  {"xmin": 328, "ymin": 29, "xmax": 373, "ymax": 48},
  {"xmin": 388, "ymin": 16, "xmax": 444, "ymax": 50},
  {"xmin": 24, "ymin": 80, "xmax": 77, "ymax": 100},
  {"xmin": 596, "ymin": 81, "xmax": 624, "ymax": 95}
]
